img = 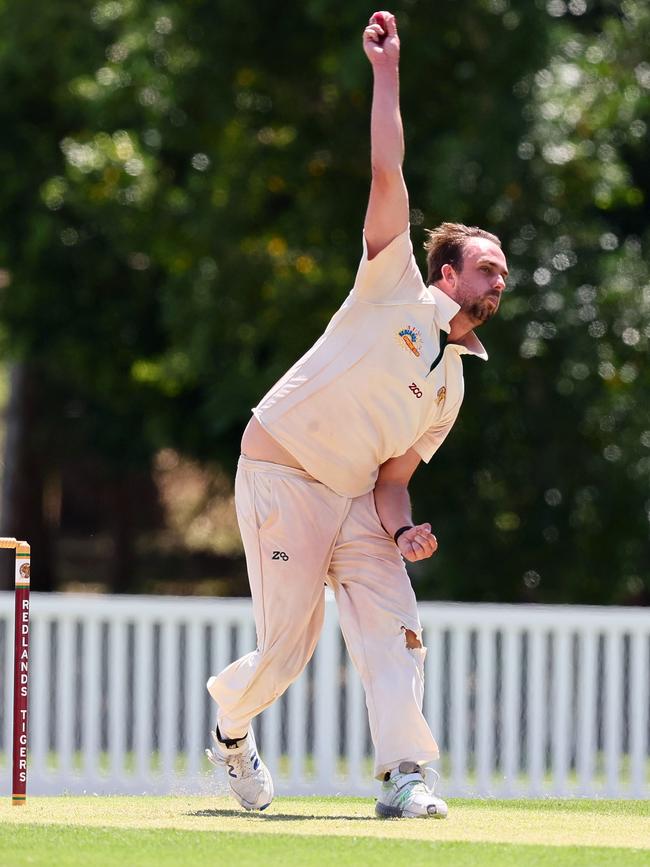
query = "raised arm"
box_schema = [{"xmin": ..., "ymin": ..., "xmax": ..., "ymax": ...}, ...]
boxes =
[{"xmin": 362, "ymin": 11, "xmax": 409, "ymax": 260}]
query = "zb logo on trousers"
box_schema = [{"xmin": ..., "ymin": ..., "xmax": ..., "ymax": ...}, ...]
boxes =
[{"xmin": 272, "ymin": 550, "xmax": 289, "ymax": 561}]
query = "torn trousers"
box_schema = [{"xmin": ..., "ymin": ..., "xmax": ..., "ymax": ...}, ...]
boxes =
[{"xmin": 207, "ymin": 457, "xmax": 439, "ymax": 778}]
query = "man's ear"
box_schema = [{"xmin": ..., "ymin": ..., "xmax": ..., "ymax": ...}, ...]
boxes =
[{"xmin": 440, "ymin": 263, "xmax": 456, "ymax": 287}]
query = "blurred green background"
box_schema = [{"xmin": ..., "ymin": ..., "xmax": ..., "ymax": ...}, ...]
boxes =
[{"xmin": 0, "ymin": 0, "xmax": 648, "ymax": 603}]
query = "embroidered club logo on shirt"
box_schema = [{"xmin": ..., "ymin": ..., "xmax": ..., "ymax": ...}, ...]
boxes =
[
  {"xmin": 436, "ymin": 386, "xmax": 447, "ymax": 406},
  {"xmin": 396, "ymin": 326, "xmax": 422, "ymax": 357}
]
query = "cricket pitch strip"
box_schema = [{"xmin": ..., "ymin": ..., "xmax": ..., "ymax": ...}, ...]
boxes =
[{"xmin": 1, "ymin": 796, "xmax": 649, "ymax": 849}]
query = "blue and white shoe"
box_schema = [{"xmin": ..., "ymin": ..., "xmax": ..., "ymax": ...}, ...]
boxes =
[
  {"xmin": 205, "ymin": 725, "xmax": 274, "ymax": 811},
  {"xmin": 375, "ymin": 762, "xmax": 448, "ymax": 819}
]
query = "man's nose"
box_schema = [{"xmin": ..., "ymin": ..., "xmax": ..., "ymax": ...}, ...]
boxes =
[{"xmin": 493, "ymin": 275, "xmax": 506, "ymax": 292}]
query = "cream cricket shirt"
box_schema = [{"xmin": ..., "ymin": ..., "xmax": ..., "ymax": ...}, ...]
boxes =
[{"xmin": 253, "ymin": 227, "xmax": 488, "ymax": 498}]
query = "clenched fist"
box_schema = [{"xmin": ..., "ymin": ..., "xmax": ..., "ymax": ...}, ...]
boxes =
[
  {"xmin": 396, "ymin": 523, "xmax": 438, "ymax": 563},
  {"xmin": 363, "ymin": 11, "xmax": 400, "ymax": 66}
]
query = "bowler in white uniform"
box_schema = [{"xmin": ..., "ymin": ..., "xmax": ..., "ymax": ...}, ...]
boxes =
[{"xmin": 206, "ymin": 10, "xmax": 508, "ymax": 819}]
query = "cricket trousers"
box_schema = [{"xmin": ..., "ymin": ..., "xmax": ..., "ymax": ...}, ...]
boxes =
[{"xmin": 207, "ymin": 457, "xmax": 439, "ymax": 778}]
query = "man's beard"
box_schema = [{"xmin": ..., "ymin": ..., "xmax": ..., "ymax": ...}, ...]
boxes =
[
  {"xmin": 466, "ymin": 295, "xmax": 499, "ymax": 323},
  {"xmin": 457, "ymin": 280, "xmax": 500, "ymax": 324}
]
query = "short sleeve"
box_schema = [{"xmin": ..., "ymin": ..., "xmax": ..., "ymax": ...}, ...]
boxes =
[
  {"xmin": 352, "ymin": 226, "xmax": 425, "ymax": 302},
  {"xmin": 411, "ymin": 401, "xmax": 463, "ymax": 464}
]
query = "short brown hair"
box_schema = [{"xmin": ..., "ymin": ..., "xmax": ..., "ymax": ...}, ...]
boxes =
[{"xmin": 424, "ymin": 222, "xmax": 501, "ymax": 285}]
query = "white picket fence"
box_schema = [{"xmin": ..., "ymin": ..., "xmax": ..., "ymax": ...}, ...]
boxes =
[{"xmin": 0, "ymin": 592, "xmax": 649, "ymax": 799}]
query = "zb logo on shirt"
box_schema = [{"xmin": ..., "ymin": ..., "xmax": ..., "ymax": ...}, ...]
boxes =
[
  {"xmin": 272, "ymin": 550, "xmax": 289, "ymax": 561},
  {"xmin": 408, "ymin": 382, "xmax": 423, "ymax": 399}
]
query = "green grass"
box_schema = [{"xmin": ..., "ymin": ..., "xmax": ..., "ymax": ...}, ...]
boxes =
[
  {"xmin": 0, "ymin": 797, "xmax": 649, "ymax": 866},
  {"xmin": 2, "ymin": 825, "xmax": 650, "ymax": 867}
]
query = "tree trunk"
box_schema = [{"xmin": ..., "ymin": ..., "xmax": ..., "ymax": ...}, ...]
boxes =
[
  {"xmin": 0, "ymin": 363, "xmax": 55, "ymax": 591},
  {"xmin": 110, "ymin": 474, "xmax": 135, "ymax": 594}
]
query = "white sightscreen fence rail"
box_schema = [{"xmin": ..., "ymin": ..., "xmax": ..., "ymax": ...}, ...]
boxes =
[{"xmin": 0, "ymin": 593, "xmax": 649, "ymax": 798}]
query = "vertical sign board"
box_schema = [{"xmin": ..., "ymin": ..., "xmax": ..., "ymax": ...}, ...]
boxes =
[{"xmin": 13, "ymin": 543, "xmax": 30, "ymax": 804}]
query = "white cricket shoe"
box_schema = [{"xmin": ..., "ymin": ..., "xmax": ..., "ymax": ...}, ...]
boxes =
[
  {"xmin": 205, "ymin": 726, "xmax": 274, "ymax": 811},
  {"xmin": 375, "ymin": 762, "xmax": 448, "ymax": 819}
]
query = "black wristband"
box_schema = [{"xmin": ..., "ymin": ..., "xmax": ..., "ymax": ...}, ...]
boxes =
[{"xmin": 393, "ymin": 525, "xmax": 413, "ymax": 545}]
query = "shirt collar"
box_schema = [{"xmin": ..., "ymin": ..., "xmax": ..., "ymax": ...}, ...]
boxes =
[{"xmin": 427, "ymin": 284, "xmax": 489, "ymax": 362}]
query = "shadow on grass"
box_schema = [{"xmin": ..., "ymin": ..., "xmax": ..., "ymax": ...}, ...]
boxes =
[{"xmin": 187, "ymin": 809, "xmax": 377, "ymax": 822}]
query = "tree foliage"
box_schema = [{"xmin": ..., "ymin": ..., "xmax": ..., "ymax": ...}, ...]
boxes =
[
  {"xmin": 0, "ymin": 0, "xmax": 648, "ymax": 601},
  {"xmin": 423, "ymin": 0, "xmax": 650, "ymax": 604}
]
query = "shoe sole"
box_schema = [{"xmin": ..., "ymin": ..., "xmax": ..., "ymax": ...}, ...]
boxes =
[
  {"xmin": 375, "ymin": 801, "xmax": 447, "ymax": 819},
  {"xmin": 375, "ymin": 802, "xmax": 404, "ymax": 818}
]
